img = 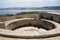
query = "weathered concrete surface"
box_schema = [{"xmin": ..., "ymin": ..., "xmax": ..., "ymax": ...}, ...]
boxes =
[
  {"xmin": 0, "ymin": 19, "xmax": 59, "ymax": 38},
  {"xmin": 3, "ymin": 18, "xmax": 55, "ymax": 30},
  {"xmin": 0, "ymin": 19, "xmax": 60, "ymax": 40},
  {"xmin": 0, "ymin": 12, "xmax": 60, "ymax": 40}
]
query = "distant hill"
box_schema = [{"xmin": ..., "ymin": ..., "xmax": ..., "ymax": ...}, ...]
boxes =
[
  {"xmin": 42, "ymin": 6, "xmax": 60, "ymax": 10},
  {"xmin": 0, "ymin": 6, "xmax": 60, "ymax": 10}
]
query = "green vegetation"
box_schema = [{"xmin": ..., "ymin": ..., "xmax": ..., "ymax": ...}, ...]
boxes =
[
  {"xmin": 15, "ymin": 11, "xmax": 39, "ymax": 18},
  {"xmin": 4, "ymin": 14, "xmax": 14, "ymax": 17},
  {"xmin": 16, "ymin": 15, "xmax": 23, "ymax": 18},
  {"xmin": 16, "ymin": 11, "xmax": 38, "ymax": 15},
  {"xmin": 0, "ymin": 12, "xmax": 39, "ymax": 20}
]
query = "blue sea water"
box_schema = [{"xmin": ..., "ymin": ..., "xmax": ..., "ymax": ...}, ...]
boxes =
[{"xmin": 0, "ymin": 10, "xmax": 60, "ymax": 15}]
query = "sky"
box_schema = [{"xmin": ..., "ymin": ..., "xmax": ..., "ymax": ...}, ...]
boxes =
[{"xmin": 0, "ymin": 0, "xmax": 59, "ymax": 8}]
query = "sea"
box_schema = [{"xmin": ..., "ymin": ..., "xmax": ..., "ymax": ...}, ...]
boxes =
[{"xmin": 0, "ymin": 10, "xmax": 60, "ymax": 15}]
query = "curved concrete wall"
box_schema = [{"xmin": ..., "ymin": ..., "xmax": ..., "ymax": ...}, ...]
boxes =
[
  {"xmin": 7, "ymin": 18, "xmax": 34, "ymax": 30},
  {"xmin": 6, "ymin": 19, "xmax": 55, "ymax": 30}
]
